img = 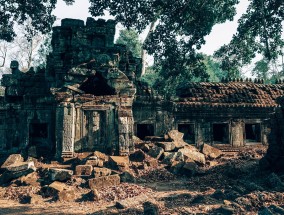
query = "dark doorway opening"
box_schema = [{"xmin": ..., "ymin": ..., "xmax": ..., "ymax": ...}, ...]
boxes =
[
  {"xmin": 136, "ymin": 124, "xmax": 154, "ymax": 140},
  {"xmin": 29, "ymin": 123, "xmax": 51, "ymax": 158},
  {"xmin": 29, "ymin": 123, "xmax": 48, "ymax": 138},
  {"xmin": 245, "ymin": 123, "xmax": 261, "ymax": 143},
  {"xmin": 213, "ymin": 123, "xmax": 229, "ymax": 144},
  {"xmin": 178, "ymin": 124, "xmax": 195, "ymax": 144}
]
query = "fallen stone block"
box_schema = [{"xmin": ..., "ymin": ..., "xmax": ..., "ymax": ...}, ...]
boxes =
[
  {"xmin": 178, "ymin": 146, "xmax": 206, "ymax": 165},
  {"xmin": 93, "ymin": 167, "xmax": 111, "ymax": 178},
  {"xmin": 0, "ymin": 168, "xmax": 35, "ymax": 185},
  {"xmin": 94, "ymin": 151, "xmax": 109, "ymax": 162},
  {"xmin": 5, "ymin": 161, "xmax": 36, "ymax": 172},
  {"xmin": 163, "ymin": 152, "xmax": 184, "ymax": 165},
  {"xmin": 19, "ymin": 172, "xmax": 40, "ymax": 186},
  {"xmin": 49, "ymin": 168, "xmax": 73, "ymax": 182},
  {"xmin": 29, "ymin": 194, "xmax": 44, "ymax": 204},
  {"xmin": 58, "ymin": 189, "xmax": 76, "ymax": 202},
  {"xmin": 147, "ymin": 147, "xmax": 164, "ymax": 159},
  {"xmin": 129, "ymin": 150, "xmax": 146, "ymax": 162},
  {"xmin": 1, "ymin": 154, "xmax": 24, "ymax": 169},
  {"xmin": 167, "ymin": 130, "xmax": 184, "ymax": 142},
  {"xmin": 156, "ymin": 142, "xmax": 176, "ymax": 152},
  {"xmin": 170, "ymin": 161, "xmax": 185, "ymax": 175},
  {"xmin": 88, "ymin": 174, "xmax": 120, "ymax": 190},
  {"xmin": 49, "ymin": 181, "xmax": 67, "ymax": 192},
  {"xmin": 75, "ymin": 165, "xmax": 93, "ymax": 176},
  {"xmin": 145, "ymin": 158, "xmax": 159, "ymax": 168},
  {"xmin": 116, "ymin": 194, "xmax": 149, "ymax": 209},
  {"xmin": 120, "ymin": 171, "xmax": 136, "ymax": 183},
  {"xmin": 202, "ymin": 144, "xmax": 223, "ymax": 159},
  {"xmin": 182, "ymin": 160, "xmax": 198, "ymax": 176},
  {"xmin": 109, "ymin": 156, "xmax": 129, "ymax": 168}
]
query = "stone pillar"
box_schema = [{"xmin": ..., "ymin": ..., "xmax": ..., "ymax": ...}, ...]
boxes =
[
  {"xmin": 230, "ymin": 119, "xmax": 244, "ymax": 147},
  {"xmin": 56, "ymin": 103, "xmax": 75, "ymax": 158}
]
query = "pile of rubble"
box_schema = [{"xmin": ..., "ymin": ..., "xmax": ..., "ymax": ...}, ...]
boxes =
[
  {"xmin": 135, "ymin": 130, "xmax": 223, "ymax": 178},
  {"xmin": 0, "ymin": 130, "xmax": 224, "ymax": 213}
]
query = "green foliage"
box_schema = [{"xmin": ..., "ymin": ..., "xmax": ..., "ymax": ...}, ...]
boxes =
[
  {"xmin": 215, "ymin": 0, "xmax": 284, "ymax": 72},
  {"xmin": 116, "ymin": 29, "xmax": 142, "ymax": 58},
  {"xmin": 142, "ymin": 54, "xmax": 226, "ymax": 97},
  {"xmin": 252, "ymin": 59, "xmax": 270, "ymax": 82},
  {"xmin": 89, "ymin": 0, "xmax": 239, "ymax": 84},
  {"xmin": 0, "ymin": 0, "xmax": 74, "ymax": 42}
]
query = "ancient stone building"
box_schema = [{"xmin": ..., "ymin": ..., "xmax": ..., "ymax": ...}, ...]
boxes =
[
  {"xmin": 0, "ymin": 18, "xmax": 140, "ymax": 158},
  {"xmin": 134, "ymin": 81, "xmax": 284, "ymax": 148},
  {"xmin": 0, "ymin": 17, "xmax": 284, "ymax": 159}
]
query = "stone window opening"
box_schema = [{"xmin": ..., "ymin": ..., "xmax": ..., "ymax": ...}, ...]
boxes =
[
  {"xmin": 245, "ymin": 123, "xmax": 261, "ymax": 143},
  {"xmin": 178, "ymin": 124, "xmax": 195, "ymax": 144},
  {"xmin": 212, "ymin": 123, "xmax": 229, "ymax": 144},
  {"xmin": 136, "ymin": 124, "xmax": 154, "ymax": 140}
]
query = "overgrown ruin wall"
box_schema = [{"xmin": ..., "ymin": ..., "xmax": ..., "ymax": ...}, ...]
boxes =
[
  {"xmin": 0, "ymin": 18, "xmax": 284, "ymax": 159},
  {"xmin": 0, "ymin": 18, "xmax": 141, "ymax": 158}
]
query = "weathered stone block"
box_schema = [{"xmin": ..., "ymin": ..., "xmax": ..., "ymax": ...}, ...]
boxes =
[
  {"xmin": 120, "ymin": 171, "xmax": 136, "ymax": 183},
  {"xmin": 49, "ymin": 181, "xmax": 67, "ymax": 192},
  {"xmin": 93, "ymin": 167, "xmax": 111, "ymax": 178},
  {"xmin": 58, "ymin": 189, "xmax": 77, "ymax": 202},
  {"xmin": 202, "ymin": 144, "xmax": 223, "ymax": 159},
  {"xmin": 49, "ymin": 168, "xmax": 73, "ymax": 182},
  {"xmin": 1, "ymin": 154, "xmax": 24, "ymax": 169},
  {"xmin": 94, "ymin": 151, "xmax": 109, "ymax": 162},
  {"xmin": 178, "ymin": 146, "xmax": 206, "ymax": 165},
  {"xmin": 147, "ymin": 147, "xmax": 164, "ymax": 159},
  {"xmin": 75, "ymin": 165, "xmax": 93, "ymax": 176},
  {"xmin": 129, "ymin": 150, "xmax": 146, "ymax": 162},
  {"xmin": 182, "ymin": 160, "xmax": 198, "ymax": 176},
  {"xmin": 19, "ymin": 172, "xmax": 40, "ymax": 186},
  {"xmin": 5, "ymin": 161, "xmax": 36, "ymax": 172},
  {"xmin": 109, "ymin": 156, "xmax": 129, "ymax": 168},
  {"xmin": 163, "ymin": 152, "xmax": 184, "ymax": 165},
  {"xmin": 156, "ymin": 142, "xmax": 176, "ymax": 152},
  {"xmin": 88, "ymin": 174, "xmax": 120, "ymax": 190}
]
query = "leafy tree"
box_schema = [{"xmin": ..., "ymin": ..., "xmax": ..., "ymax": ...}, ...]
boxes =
[
  {"xmin": 146, "ymin": 54, "xmax": 226, "ymax": 97},
  {"xmin": 203, "ymin": 55, "xmax": 227, "ymax": 82},
  {"xmin": 0, "ymin": 0, "xmax": 74, "ymax": 42},
  {"xmin": 116, "ymin": 29, "xmax": 142, "ymax": 58},
  {"xmin": 252, "ymin": 59, "xmax": 270, "ymax": 82},
  {"xmin": 215, "ymin": 0, "xmax": 284, "ymax": 73},
  {"xmin": 89, "ymin": 0, "xmax": 239, "ymax": 76}
]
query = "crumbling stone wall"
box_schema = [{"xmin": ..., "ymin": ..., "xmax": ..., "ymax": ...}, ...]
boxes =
[
  {"xmin": 134, "ymin": 81, "xmax": 282, "ymax": 147},
  {"xmin": 0, "ymin": 18, "xmax": 140, "ymax": 158}
]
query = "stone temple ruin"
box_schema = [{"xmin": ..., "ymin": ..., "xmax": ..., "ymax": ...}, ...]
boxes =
[{"xmin": 1, "ymin": 17, "xmax": 284, "ymax": 159}]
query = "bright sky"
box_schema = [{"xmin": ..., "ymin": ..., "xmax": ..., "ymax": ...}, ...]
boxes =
[{"xmin": 53, "ymin": 0, "xmax": 250, "ymax": 56}]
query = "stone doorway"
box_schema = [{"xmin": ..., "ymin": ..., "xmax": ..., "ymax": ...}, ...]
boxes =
[
  {"xmin": 213, "ymin": 123, "xmax": 229, "ymax": 144},
  {"xmin": 245, "ymin": 123, "xmax": 261, "ymax": 143}
]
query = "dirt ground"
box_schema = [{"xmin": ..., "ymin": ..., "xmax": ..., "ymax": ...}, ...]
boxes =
[{"xmin": 1, "ymin": 145, "xmax": 284, "ymax": 215}]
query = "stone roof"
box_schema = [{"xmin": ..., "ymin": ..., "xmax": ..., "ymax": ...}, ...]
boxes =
[{"xmin": 176, "ymin": 82, "xmax": 284, "ymax": 107}]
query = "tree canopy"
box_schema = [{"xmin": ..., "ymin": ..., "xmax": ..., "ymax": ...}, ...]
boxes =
[
  {"xmin": 214, "ymin": 0, "xmax": 284, "ymax": 75},
  {"xmin": 116, "ymin": 29, "xmax": 142, "ymax": 58},
  {"xmin": 89, "ymin": 0, "xmax": 239, "ymax": 79},
  {"xmin": 0, "ymin": 0, "xmax": 74, "ymax": 42}
]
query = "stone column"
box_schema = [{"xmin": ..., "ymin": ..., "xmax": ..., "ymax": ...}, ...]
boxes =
[
  {"xmin": 230, "ymin": 119, "xmax": 244, "ymax": 147},
  {"xmin": 56, "ymin": 103, "xmax": 75, "ymax": 158}
]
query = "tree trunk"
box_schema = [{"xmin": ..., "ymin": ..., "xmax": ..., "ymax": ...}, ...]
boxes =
[{"xmin": 140, "ymin": 20, "xmax": 157, "ymax": 77}]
